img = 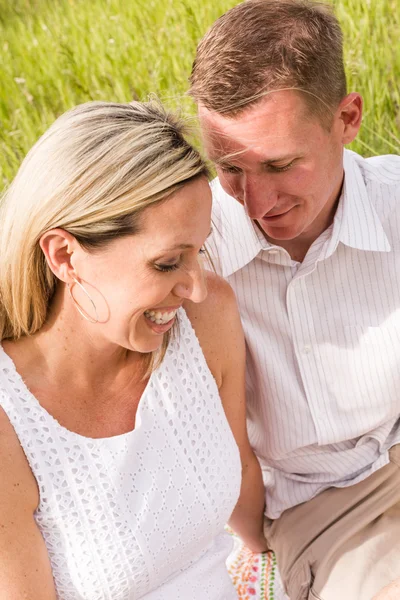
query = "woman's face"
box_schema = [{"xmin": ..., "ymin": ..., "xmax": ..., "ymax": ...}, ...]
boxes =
[{"xmin": 69, "ymin": 177, "xmax": 212, "ymax": 354}]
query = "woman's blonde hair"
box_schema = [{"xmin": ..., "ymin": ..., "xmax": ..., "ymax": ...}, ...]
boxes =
[{"xmin": 0, "ymin": 100, "xmax": 209, "ymax": 369}]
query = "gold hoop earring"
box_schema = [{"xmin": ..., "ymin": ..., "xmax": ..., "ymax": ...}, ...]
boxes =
[{"xmin": 67, "ymin": 277, "xmax": 99, "ymax": 324}]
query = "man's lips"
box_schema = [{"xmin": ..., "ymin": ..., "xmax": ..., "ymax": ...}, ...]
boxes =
[{"xmin": 262, "ymin": 207, "xmax": 294, "ymax": 220}]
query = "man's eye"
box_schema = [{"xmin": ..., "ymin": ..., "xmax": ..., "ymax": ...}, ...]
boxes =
[
  {"xmin": 219, "ymin": 165, "xmax": 241, "ymax": 174},
  {"xmin": 268, "ymin": 160, "xmax": 295, "ymax": 173}
]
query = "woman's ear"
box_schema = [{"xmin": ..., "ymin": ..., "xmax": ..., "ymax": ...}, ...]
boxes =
[{"xmin": 39, "ymin": 229, "xmax": 80, "ymax": 283}]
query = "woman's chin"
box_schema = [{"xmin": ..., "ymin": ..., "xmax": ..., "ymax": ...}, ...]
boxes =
[{"xmin": 128, "ymin": 336, "xmax": 164, "ymax": 356}]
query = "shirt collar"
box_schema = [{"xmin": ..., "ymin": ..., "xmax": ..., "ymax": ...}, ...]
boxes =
[
  {"xmin": 325, "ymin": 149, "xmax": 391, "ymax": 257},
  {"xmin": 213, "ymin": 149, "xmax": 391, "ymax": 277},
  {"xmin": 211, "ymin": 182, "xmax": 264, "ymax": 277}
]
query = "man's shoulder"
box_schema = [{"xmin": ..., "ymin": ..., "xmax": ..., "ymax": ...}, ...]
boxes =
[
  {"xmin": 355, "ymin": 152, "xmax": 400, "ymax": 186},
  {"xmin": 210, "ymin": 175, "xmax": 227, "ymax": 198},
  {"xmin": 207, "ymin": 177, "xmax": 260, "ymax": 277},
  {"xmin": 210, "ymin": 177, "xmax": 239, "ymax": 212},
  {"xmin": 209, "ymin": 177, "xmax": 251, "ymax": 235},
  {"xmin": 344, "ymin": 151, "xmax": 400, "ymax": 239}
]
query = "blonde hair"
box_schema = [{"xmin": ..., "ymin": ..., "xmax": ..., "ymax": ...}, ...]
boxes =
[
  {"xmin": 190, "ymin": 0, "xmax": 347, "ymax": 126},
  {"xmin": 0, "ymin": 100, "xmax": 208, "ymax": 368}
]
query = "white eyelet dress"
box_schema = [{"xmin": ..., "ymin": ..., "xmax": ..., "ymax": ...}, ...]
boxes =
[{"xmin": 0, "ymin": 309, "xmax": 241, "ymax": 600}]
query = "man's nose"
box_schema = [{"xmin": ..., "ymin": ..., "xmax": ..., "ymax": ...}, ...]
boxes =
[{"xmin": 242, "ymin": 175, "xmax": 278, "ymax": 220}]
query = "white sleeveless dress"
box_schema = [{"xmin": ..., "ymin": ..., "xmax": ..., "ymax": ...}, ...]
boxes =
[{"xmin": 0, "ymin": 309, "xmax": 241, "ymax": 599}]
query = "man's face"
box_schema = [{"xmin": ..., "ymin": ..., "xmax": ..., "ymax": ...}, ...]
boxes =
[{"xmin": 199, "ymin": 90, "xmax": 346, "ymax": 248}]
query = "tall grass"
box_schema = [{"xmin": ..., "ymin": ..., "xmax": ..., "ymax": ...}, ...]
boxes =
[
  {"xmin": 337, "ymin": 0, "xmax": 400, "ymax": 156},
  {"xmin": 1, "ymin": 0, "xmax": 399, "ymax": 187}
]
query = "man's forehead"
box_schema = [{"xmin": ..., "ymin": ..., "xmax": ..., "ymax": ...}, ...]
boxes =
[
  {"xmin": 198, "ymin": 93, "xmax": 316, "ymax": 158},
  {"xmin": 199, "ymin": 116, "xmax": 299, "ymax": 163},
  {"xmin": 200, "ymin": 90, "xmax": 305, "ymax": 120}
]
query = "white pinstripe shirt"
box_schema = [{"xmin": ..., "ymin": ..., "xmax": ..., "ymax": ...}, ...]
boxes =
[{"xmin": 209, "ymin": 149, "xmax": 400, "ymax": 519}]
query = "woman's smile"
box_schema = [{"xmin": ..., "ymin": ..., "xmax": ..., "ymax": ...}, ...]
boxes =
[{"xmin": 143, "ymin": 306, "xmax": 180, "ymax": 334}]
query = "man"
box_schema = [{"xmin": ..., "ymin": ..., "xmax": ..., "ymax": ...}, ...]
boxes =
[{"xmin": 189, "ymin": 1, "xmax": 400, "ymax": 599}]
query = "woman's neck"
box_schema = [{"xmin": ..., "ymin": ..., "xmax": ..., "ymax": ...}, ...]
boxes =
[{"xmin": 3, "ymin": 298, "xmax": 144, "ymax": 394}]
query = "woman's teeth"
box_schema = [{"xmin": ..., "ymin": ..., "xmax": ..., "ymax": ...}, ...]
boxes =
[{"xmin": 144, "ymin": 309, "xmax": 177, "ymax": 325}]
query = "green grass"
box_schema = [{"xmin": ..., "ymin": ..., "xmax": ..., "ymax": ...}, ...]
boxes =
[
  {"xmin": 1, "ymin": 0, "xmax": 399, "ymax": 187},
  {"xmin": 336, "ymin": 0, "xmax": 400, "ymax": 156}
]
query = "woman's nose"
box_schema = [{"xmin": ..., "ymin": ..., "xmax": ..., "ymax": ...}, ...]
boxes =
[{"xmin": 173, "ymin": 262, "xmax": 208, "ymax": 304}]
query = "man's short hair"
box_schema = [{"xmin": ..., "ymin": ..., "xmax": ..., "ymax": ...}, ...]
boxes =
[{"xmin": 189, "ymin": 0, "xmax": 347, "ymax": 124}]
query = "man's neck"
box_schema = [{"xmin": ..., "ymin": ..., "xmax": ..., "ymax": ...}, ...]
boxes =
[
  {"xmin": 259, "ymin": 181, "xmax": 343, "ymax": 263},
  {"xmin": 254, "ymin": 220, "xmax": 322, "ymax": 262},
  {"xmin": 271, "ymin": 237, "xmax": 316, "ymax": 263}
]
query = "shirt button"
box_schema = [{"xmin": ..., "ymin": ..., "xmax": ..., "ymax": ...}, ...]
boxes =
[
  {"xmin": 302, "ymin": 345, "xmax": 312, "ymax": 354},
  {"xmin": 268, "ymin": 249, "xmax": 278, "ymax": 255}
]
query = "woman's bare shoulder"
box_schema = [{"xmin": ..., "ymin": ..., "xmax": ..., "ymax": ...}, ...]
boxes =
[
  {"xmin": 0, "ymin": 407, "xmax": 56, "ymax": 597},
  {"xmin": 184, "ymin": 270, "xmax": 237, "ymax": 320},
  {"xmin": 0, "ymin": 406, "xmax": 39, "ymax": 512},
  {"xmin": 183, "ymin": 271, "xmax": 244, "ymax": 387}
]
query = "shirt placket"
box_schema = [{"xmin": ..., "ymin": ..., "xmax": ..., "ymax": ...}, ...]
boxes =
[{"xmin": 286, "ymin": 241, "xmax": 337, "ymax": 444}]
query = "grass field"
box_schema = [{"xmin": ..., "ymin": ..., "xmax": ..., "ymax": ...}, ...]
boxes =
[{"xmin": 1, "ymin": 0, "xmax": 399, "ymax": 187}]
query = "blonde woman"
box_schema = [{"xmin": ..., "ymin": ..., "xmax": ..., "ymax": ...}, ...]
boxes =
[{"xmin": 0, "ymin": 101, "xmax": 267, "ymax": 600}]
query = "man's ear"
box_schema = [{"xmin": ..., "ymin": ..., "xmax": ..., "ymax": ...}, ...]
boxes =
[
  {"xmin": 337, "ymin": 92, "xmax": 363, "ymax": 145},
  {"xmin": 39, "ymin": 229, "xmax": 80, "ymax": 283}
]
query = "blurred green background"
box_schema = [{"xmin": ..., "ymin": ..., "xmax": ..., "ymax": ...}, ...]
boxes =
[{"xmin": 1, "ymin": 0, "xmax": 399, "ymax": 187}]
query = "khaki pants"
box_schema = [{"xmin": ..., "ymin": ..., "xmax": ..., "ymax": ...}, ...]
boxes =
[{"xmin": 264, "ymin": 446, "xmax": 400, "ymax": 600}]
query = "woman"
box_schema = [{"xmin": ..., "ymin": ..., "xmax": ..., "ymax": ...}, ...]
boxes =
[{"xmin": 0, "ymin": 100, "xmax": 267, "ymax": 599}]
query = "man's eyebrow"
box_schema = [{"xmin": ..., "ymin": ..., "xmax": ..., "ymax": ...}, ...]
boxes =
[
  {"xmin": 212, "ymin": 154, "xmax": 297, "ymax": 166},
  {"xmin": 262, "ymin": 154, "xmax": 297, "ymax": 165},
  {"xmin": 207, "ymin": 156, "xmax": 227, "ymax": 166},
  {"xmin": 212, "ymin": 157, "xmax": 244, "ymax": 169}
]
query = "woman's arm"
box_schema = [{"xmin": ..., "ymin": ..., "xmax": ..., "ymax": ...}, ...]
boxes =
[
  {"xmin": 373, "ymin": 581, "xmax": 400, "ymax": 600},
  {"xmin": 0, "ymin": 408, "xmax": 57, "ymax": 599},
  {"xmin": 184, "ymin": 272, "xmax": 268, "ymax": 552}
]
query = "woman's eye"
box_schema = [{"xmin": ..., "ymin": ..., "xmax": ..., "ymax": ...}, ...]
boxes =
[
  {"xmin": 155, "ymin": 248, "xmax": 206, "ymax": 272},
  {"xmin": 155, "ymin": 262, "xmax": 180, "ymax": 273}
]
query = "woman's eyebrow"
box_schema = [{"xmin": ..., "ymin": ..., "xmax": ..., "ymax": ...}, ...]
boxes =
[{"xmin": 155, "ymin": 229, "xmax": 213, "ymax": 254}]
